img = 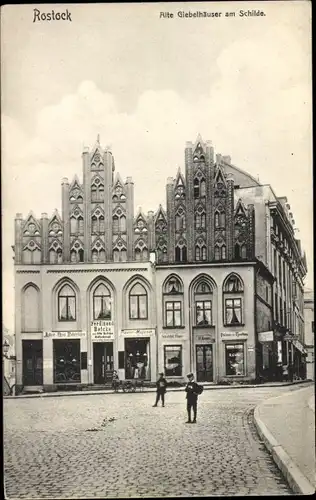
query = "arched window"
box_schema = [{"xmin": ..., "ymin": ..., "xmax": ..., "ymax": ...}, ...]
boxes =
[
  {"xmin": 163, "ymin": 276, "xmax": 183, "ymax": 327},
  {"xmin": 200, "ymin": 180, "xmax": 206, "ymax": 197},
  {"xmin": 175, "ymin": 244, "xmax": 187, "ymax": 263},
  {"xmin": 215, "ymin": 212, "xmax": 219, "ymax": 228},
  {"xmin": 23, "ymin": 285, "xmax": 40, "ymax": 331},
  {"xmin": 112, "ymin": 216, "xmax": 119, "ymax": 233},
  {"xmin": 93, "ymin": 283, "xmax": 111, "ymax": 320},
  {"xmin": 58, "ymin": 284, "xmax": 76, "ymax": 321},
  {"xmin": 194, "ymin": 280, "xmax": 212, "ymax": 326},
  {"xmin": 221, "ymin": 245, "xmax": 226, "ymax": 260},
  {"xmin": 129, "ymin": 283, "xmax": 148, "ymax": 319},
  {"xmin": 241, "ymin": 245, "xmax": 247, "ymax": 259},
  {"xmin": 223, "ymin": 274, "xmax": 244, "ymax": 326},
  {"xmin": 214, "ymin": 245, "xmax": 220, "ymax": 261},
  {"xmin": 194, "ymin": 178, "xmax": 200, "ymax": 198}
]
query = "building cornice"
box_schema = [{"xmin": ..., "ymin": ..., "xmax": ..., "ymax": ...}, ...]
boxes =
[
  {"xmin": 46, "ymin": 268, "xmax": 148, "ymax": 273},
  {"xmin": 155, "ymin": 261, "xmax": 257, "ymax": 270}
]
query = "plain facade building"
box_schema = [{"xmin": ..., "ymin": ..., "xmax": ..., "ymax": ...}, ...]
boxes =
[{"xmin": 13, "ymin": 136, "xmax": 307, "ymax": 391}]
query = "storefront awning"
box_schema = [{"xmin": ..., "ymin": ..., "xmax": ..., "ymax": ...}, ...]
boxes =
[{"xmin": 292, "ymin": 339, "xmax": 307, "ymax": 355}]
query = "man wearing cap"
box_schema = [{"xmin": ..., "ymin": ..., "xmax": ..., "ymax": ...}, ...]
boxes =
[
  {"xmin": 185, "ymin": 373, "xmax": 199, "ymax": 423},
  {"xmin": 153, "ymin": 372, "xmax": 168, "ymax": 407}
]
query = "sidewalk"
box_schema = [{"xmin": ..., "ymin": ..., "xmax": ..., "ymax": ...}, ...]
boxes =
[
  {"xmin": 3, "ymin": 379, "xmax": 312, "ymax": 399},
  {"xmin": 254, "ymin": 385, "xmax": 315, "ymax": 495}
]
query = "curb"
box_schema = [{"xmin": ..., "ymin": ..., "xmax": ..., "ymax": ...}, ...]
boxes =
[
  {"xmin": 253, "ymin": 396, "xmax": 315, "ymax": 495},
  {"xmin": 3, "ymin": 380, "xmax": 313, "ymax": 400}
]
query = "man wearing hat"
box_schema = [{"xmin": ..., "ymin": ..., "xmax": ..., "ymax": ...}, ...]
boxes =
[
  {"xmin": 185, "ymin": 373, "xmax": 199, "ymax": 423},
  {"xmin": 153, "ymin": 372, "xmax": 168, "ymax": 407}
]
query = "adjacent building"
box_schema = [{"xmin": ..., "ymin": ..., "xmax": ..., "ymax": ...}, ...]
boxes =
[
  {"xmin": 304, "ymin": 289, "xmax": 314, "ymax": 380},
  {"xmin": 13, "ymin": 136, "xmax": 307, "ymax": 391}
]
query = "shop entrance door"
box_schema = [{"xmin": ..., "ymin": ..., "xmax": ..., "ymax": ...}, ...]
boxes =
[
  {"xmin": 93, "ymin": 343, "xmax": 114, "ymax": 384},
  {"xmin": 22, "ymin": 340, "xmax": 43, "ymax": 386},
  {"xmin": 196, "ymin": 345, "xmax": 213, "ymax": 382}
]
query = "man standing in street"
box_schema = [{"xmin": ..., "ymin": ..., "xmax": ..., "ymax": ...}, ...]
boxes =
[
  {"xmin": 153, "ymin": 372, "xmax": 167, "ymax": 407},
  {"xmin": 185, "ymin": 373, "xmax": 200, "ymax": 423}
]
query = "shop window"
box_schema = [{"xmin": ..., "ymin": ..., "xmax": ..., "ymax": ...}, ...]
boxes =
[
  {"xmin": 125, "ymin": 338, "xmax": 150, "ymax": 380},
  {"xmin": 93, "ymin": 283, "xmax": 111, "ymax": 320},
  {"xmin": 225, "ymin": 344, "xmax": 245, "ymax": 376},
  {"xmin": 53, "ymin": 340, "xmax": 81, "ymax": 383},
  {"xmin": 225, "ymin": 298, "xmax": 242, "ymax": 325},
  {"xmin": 58, "ymin": 284, "xmax": 76, "ymax": 321},
  {"xmin": 165, "ymin": 301, "xmax": 182, "ymax": 327},
  {"xmin": 164, "ymin": 345, "xmax": 182, "ymax": 376},
  {"xmin": 129, "ymin": 283, "xmax": 148, "ymax": 319}
]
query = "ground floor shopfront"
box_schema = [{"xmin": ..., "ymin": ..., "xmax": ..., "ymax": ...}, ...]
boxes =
[
  {"xmin": 17, "ymin": 327, "xmax": 258, "ymax": 389},
  {"xmin": 256, "ymin": 331, "xmax": 308, "ymax": 382}
]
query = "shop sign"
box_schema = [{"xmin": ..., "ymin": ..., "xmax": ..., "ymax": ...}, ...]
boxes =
[
  {"xmin": 121, "ymin": 328, "xmax": 155, "ymax": 337},
  {"xmin": 91, "ymin": 320, "xmax": 114, "ymax": 341},
  {"xmin": 43, "ymin": 331, "xmax": 86, "ymax": 338},
  {"xmin": 258, "ymin": 331, "xmax": 274, "ymax": 343},
  {"xmin": 221, "ymin": 331, "xmax": 248, "ymax": 340},
  {"xmin": 195, "ymin": 333, "xmax": 215, "ymax": 343},
  {"xmin": 162, "ymin": 332, "xmax": 185, "ymax": 340}
]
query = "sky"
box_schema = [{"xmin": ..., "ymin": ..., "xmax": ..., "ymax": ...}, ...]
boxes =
[{"xmin": 1, "ymin": 1, "xmax": 313, "ymax": 331}]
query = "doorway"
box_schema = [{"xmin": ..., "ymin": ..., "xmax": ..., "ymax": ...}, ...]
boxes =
[
  {"xmin": 22, "ymin": 340, "xmax": 43, "ymax": 386},
  {"xmin": 125, "ymin": 338, "xmax": 150, "ymax": 380},
  {"xmin": 196, "ymin": 344, "xmax": 213, "ymax": 382},
  {"xmin": 93, "ymin": 342, "xmax": 114, "ymax": 383}
]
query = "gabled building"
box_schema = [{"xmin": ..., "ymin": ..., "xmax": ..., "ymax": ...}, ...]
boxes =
[{"xmin": 13, "ymin": 136, "xmax": 307, "ymax": 392}]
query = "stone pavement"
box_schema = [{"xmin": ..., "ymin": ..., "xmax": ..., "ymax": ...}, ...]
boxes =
[
  {"xmin": 254, "ymin": 385, "xmax": 315, "ymax": 495},
  {"xmin": 3, "ymin": 385, "xmax": 307, "ymax": 499}
]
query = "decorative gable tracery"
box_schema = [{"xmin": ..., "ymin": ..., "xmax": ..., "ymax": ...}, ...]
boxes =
[
  {"xmin": 69, "ymin": 177, "xmax": 83, "ymax": 203},
  {"xmin": 234, "ymin": 200, "xmax": 250, "ymax": 260},
  {"xmin": 21, "ymin": 213, "xmax": 42, "ymax": 264},
  {"xmin": 155, "ymin": 206, "xmax": 168, "ymax": 263}
]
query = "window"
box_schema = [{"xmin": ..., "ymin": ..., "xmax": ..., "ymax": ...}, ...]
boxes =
[
  {"xmin": 175, "ymin": 214, "xmax": 185, "ymax": 231},
  {"xmin": 221, "ymin": 246, "xmax": 226, "ymax": 260},
  {"xmin": 196, "ymin": 301, "xmax": 212, "ymax": 325},
  {"xmin": 223, "ymin": 274, "xmax": 244, "ymax": 326},
  {"xmin": 129, "ymin": 283, "xmax": 148, "ymax": 319},
  {"xmin": 224, "ymin": 274, "xmax": 243, "ymax": 292},
  {"xmin": 175, "ymin": 245, "xmax": 187, "ymax": 263},
  {"xmin": 225, "ymin": 298, "xmax": 242, "ymax": 325},
  {"xmin": 195, "ymin": 243, "xmax": 207, "ymax": 261},
  {"xmin": 93, "ymin": 283, "xmax": 111, "ymax": 320},
  {"xmin": 58, "ymin": 285, "xmax": 76, "ymax": 321},
  {"xmin": 214, "ymin": 246, "xmax": 220, "ymax": 261},
  {"xmin": 165, "ymin": 302, "xmax": 182, "ymax": 327},
  {"xmin": 225, "ymin": 344, "xmax": 245, "ymax": 376},
  {"xmin": 164, "ymin": 345, "xmax": 182, "ymax": 376}
]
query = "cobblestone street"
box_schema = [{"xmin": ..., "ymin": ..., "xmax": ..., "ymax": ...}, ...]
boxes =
[{"xmin": 4, "ymin": 387, "xmax": 297, "ymax": 498}]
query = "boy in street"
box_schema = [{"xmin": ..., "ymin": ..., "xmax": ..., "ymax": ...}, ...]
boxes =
[
  {"xmin": 185, "ymin": 373, "xmax": 200, "ymax": 423},
  {"xmin": 153, "ymin": 372, "xmax": 167, "ymax": 407}
]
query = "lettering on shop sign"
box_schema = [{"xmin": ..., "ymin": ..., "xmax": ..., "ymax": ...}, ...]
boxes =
[
  {"xmin": 195, "ymin": 334, "xmax": 215, "ymax": 343},
  {"xmin": 91, "ymin": 320, "xmax": 114, "ymax": 341},
  {"xmin": 162, "ymin": 332, "xmax": 184, "ymax": 339},
  {"xmin": 43, "ymin": 331, "xmax": 86, "ymax": 338},
  {"xmin": 121, "ymin": 329, "xmax": 155, "ymax": 337},
  {"xmin": 221, "ymin": 331, "xmax": 248, "ymax": 339}
]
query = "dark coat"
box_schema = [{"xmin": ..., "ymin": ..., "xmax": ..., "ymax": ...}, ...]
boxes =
[
  {"xmin": 185, "ymin": 381, "xmax": 199, "ymax": 401},
  {"xmin": 156, "ymin": 377, "xmax": 167, "ymax": 393}
]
